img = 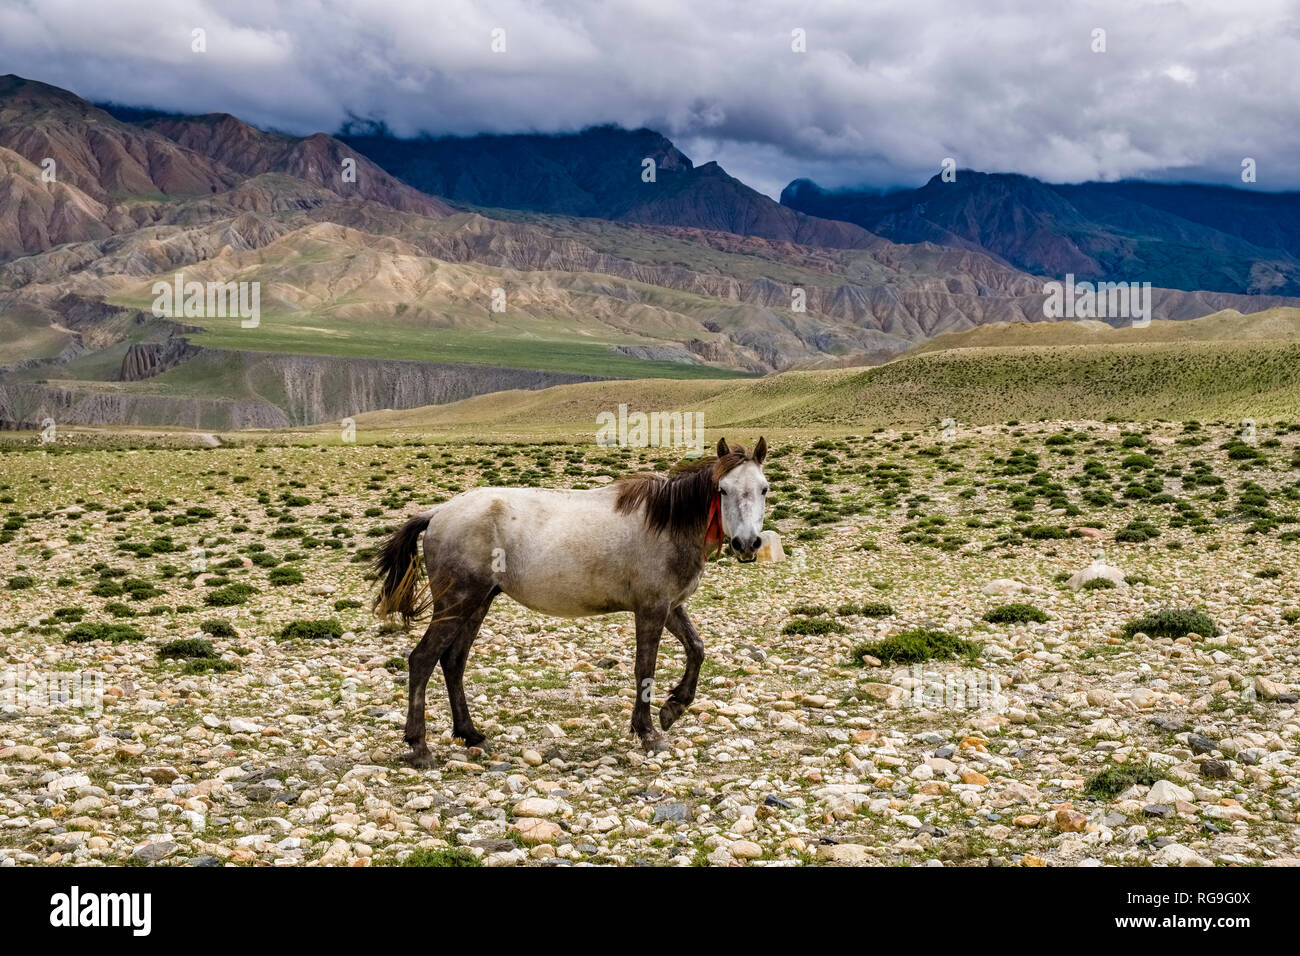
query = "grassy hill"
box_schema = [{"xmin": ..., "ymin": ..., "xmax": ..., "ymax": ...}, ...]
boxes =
[
  {"xmin": 352, "ymin": 336, "xmax": 1300, "ymax": 437},
  {"xmin": 909, "ymin": 307, "xmax": 1300, "ymax": 353}
]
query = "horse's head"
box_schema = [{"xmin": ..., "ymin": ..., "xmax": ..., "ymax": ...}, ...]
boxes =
[{"xmin": 716, "ymin": 436, "xmax": 768, "ymax": 562}]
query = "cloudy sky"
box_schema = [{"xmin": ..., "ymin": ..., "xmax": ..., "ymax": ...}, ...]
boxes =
[{"xmin": 2, "ymin": 0, "xmax": 1298, "ymax": 197}]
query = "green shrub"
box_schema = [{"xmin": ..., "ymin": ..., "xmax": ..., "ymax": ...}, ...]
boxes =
[
  {"xmin": 983, "ymin": 603, "xmax": 1048, "ymax": 624},
  {"xmin": 1022, "ymin": 524, "xmax": 1071, "ymax": 540},
  {"xmin": 837, "ymin": 601, "xmax": 894, "ymax": 617},
  {"xmin": 859, "ymin": 601, "xmax": 895, "ymax": 617},
  {"xmin": 205, "ymin": 583, "xmax": 258, "ymax": 606},
  {"xmin": 65, "ymin": 622, "xmax": 145, "ymax": 643},
  {"xmin": 850, "ymin": 629, "xmax": 980, "ymax": 665},
  {"xmin": 200, "ymin": 619, "xmax": 238, "ymax": 638},
  {"xmin": 1116, "ymin": 518, "xmax": 1160, "ymax": 542},
  {"xmin": 7, "ymin": 575, "xmax": 35, "ymax": 590},
  {"xmin": 789, "ymin": 603, "xmax": 829, "ymax": 616},
  {"xmin": 268, "ymin": 565, "xmax": 304, "ymax": 586},
  {"xmin": 183, "ymin": 658, "xmax": 238, "ymax": 675},
  {"xmin": 1121, "ymin": 608, "xmax": 1218, "ymax": 640},
  {"xmin": 1085, "ymin": 763, "xmax": 1166, "ymax": 799},
  {"xmin": 159, "ymin": 638, "xmax": 217, "ymax": 659},
  {"xmin": 392, "ymin": 848, "xmax": 481, "ymax": 867},
  {"xmin": 782, "ymin": 617, "xmax": 845, "ymax": 635},
  {"xmin": 279, "ymin": 618, "xmax": 344, "ymax": 640},
  {"xmin": 1083, "ymin": 577, "xmax": 1118, "ymax": 590}
]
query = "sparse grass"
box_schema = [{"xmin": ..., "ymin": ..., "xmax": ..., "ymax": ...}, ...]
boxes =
[{"xmin": 5, "ymin": 419, "xmax": 1300, "ymax": 868}]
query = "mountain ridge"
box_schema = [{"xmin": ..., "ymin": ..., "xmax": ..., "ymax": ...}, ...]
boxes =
[
  {"xmin": 2, "ymin": 74, "xmax": 1299, "ymax": 430},
  {"xmin": 781, "ymin": 171, "xmax": 1300, "ymax": 296}
]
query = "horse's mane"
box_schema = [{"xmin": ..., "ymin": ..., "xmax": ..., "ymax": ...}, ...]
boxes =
[{"xmin": 614, "ymin": 444, "xmax": 751, "ymax": 538}]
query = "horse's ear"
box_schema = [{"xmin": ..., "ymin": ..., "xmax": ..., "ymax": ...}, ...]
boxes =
[
  {"xmin": 753, "ymin": 436, "xmax": 767, "ymax": 464},
  {"xmin": 716, "ymin": 437, "xmax": 730, "ymax": 457}
]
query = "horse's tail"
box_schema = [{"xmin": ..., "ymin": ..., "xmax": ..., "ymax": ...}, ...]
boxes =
[{"xmin": 373, "ymin": 512, "xmax": 435, "ymax": 625}]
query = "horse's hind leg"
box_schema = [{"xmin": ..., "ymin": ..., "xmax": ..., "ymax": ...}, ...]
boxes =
[
  {"xmin": 404, "ymin": 617, "xmax": 460, "ymax": 767},
  {"xmin": 440, "ymin": 587, "xmax": 497, "ymax": 748},
  {"xmin": 659, "ymin": 605, "xmax": 704, "ymax": 731},
  {"xmin": 631, "ymin": 605, "xmax": 669, "ymax": 751}
]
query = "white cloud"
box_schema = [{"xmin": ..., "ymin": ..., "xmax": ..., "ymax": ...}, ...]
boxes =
[{"xmin": 2, "ymin": 0, "xmax": 1298, "ymax": 196}]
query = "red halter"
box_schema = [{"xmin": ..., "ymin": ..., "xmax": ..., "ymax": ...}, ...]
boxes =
[{"xmin": 704, "ymin": 492, "xmax": 725, "ymax": 558}]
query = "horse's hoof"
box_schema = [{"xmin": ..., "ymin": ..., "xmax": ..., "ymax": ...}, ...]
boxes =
[
  {"xmin": 404, "ymin": 748, "xmax": 437, "ymax": 769},
  {"xmin": 640, "ymin": 733, "xmax": 671, "ymax": 754},
  {"xmin": 455, "ymin": 730, "xmax": 486, "ymax": 748},
  {"xmin": 659, "ymin": 701, "xmax": 684, "ymax": 730}
]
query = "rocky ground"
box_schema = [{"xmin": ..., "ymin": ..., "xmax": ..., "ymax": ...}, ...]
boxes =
[{"xmin": 1, "ymin": 421, "xmax": 1298, "ymax": 867}]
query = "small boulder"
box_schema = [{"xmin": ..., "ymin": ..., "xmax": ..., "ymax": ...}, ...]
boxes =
[
  {"xmin": 1148, "ymin": 780, "xmax": 1194, "ymax": 805},
  {"xmin": 756, "ymin": 530, "xmax": 785, "ymax": 563},
  {"xmin": 816, "ymin": 843, "xmax": 870, "ymax": 864},
  {"xmin": 1156, "ymin": 843, "xmax": 1213, "ymax": 867},
  {"xmin": 982, "ymin": 578, "xmax": 1029, "ymax": 597},
  {"xmin": 1255, "ymin": 676, "xmax": 1289, "ymax": 700},
  {"xmin": 509, "ymin": 817, "xmax": 563, "ymax": 845},
  {"xmin": 1065, "ymin": 553, "xmax": 1127, "ymax": 590}
]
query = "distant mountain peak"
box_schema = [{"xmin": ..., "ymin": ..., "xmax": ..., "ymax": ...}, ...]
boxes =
[{"xmin": 783, "ymin": 169, "xmax": 1300, "ymax": 295}]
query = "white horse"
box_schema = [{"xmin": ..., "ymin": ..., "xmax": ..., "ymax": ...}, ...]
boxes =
[{"xmin": 373, "ymin": 437, "xmax": 769, "ymax": 761}]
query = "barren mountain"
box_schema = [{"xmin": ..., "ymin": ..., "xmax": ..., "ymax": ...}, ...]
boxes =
[
  {"xmin": 142, "ymin": 113, "xmax": 452, "ymax": 217},
  {"xmin": 0, "ymin": 74, "xmax": 237, "ymax": 204},
  {"xmin": 782, "ymin": 171, "xmax": 1300, "ymax": 296},
  {"xmin": 0, "ymin": 146, "xmax": 125, "ymax": 259},
  {"xmin": 341, "ymin": 126, "xmax": 883, "ymax": 248},
  {"xmin": 2, "ymin": 75, "xmax": 1297, "ymax": 430}
]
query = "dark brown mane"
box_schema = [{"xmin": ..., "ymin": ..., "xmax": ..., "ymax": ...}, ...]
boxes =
[{"xmin": 614, "ymin": 444, "xmax": 751, "ymax": 538}]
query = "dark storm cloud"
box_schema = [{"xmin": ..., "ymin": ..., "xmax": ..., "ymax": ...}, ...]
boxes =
[{"xmin": 2, "ymin": 0, "xmax": 1298, "ymax": 197}]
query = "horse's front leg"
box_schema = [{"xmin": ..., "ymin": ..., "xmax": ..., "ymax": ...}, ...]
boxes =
[
  {"xmin": 632, "ymin": 605, "xmax": 669, "ymax": 751},
  {"xmin": 660, "ymin": 605, "xmax": 704, "ymax": 731}
]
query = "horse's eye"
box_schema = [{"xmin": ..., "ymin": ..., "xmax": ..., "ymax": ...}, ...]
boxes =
[
  {"xmin": 719, "ymin": 488, "xmax": 728, "ymax": 496},
  {"xmin": 761, "ymin": 487, "xmax": 768, "ymax": 495}
]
